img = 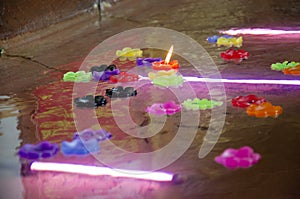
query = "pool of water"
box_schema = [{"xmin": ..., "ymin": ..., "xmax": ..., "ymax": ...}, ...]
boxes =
[{"xmin": 1, "ymin": 0, "xmax": 300, "ymax": 198}]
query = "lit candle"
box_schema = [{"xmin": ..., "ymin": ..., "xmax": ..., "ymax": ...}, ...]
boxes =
[{"xmin": 152, "ymin": 45, "xmax": 179, "ymax": 70}]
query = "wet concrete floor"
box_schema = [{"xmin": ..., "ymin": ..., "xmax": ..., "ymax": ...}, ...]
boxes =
[{"xmin": 0, "ymin": 0, "xmax": 300, "ymax": 198}]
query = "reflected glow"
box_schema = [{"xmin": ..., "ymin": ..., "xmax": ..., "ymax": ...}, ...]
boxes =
[
  {"xmin": 31, "ymin": 162, "xmax": 174, "ymax": 182},
  {"xmin": 185, "ymin": 77, "xmax": 300, "ymax": 85},
  {"xmin": 220, "ymin": 28, "xmax": 300, "ymax": 35},
  {"xmin": 139, "ymin": 76, "xmax": 300, "ymax": 85},
  {"xmin": 165, "ymin": 45, "xmax": 174, "ymax": 64}
]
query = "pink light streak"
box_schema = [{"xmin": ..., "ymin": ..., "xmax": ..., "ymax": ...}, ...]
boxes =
[
  {"xmin": 220, "ymin": 28, "xmax": 300, "ymax": 35},
  {"xmin": 31, "ymin": 162, "xmax": 174, "ymax": 182}
]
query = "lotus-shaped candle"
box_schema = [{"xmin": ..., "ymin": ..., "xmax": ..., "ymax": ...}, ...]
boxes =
[
  {"xmin": 73, "ymin": 129, "xmax": 112, "ymax": 142},
  {"xmin": 136, "ymin": 57, "xmax": 162, "ymax": 66},
  {"xmin": 61, "ymin": 138, "xmax": 99, "ymax": 155},
  {"xmin": 182, "ymin": 98, "xmax": 223, "ymax": 110},
  {"xmin": 148, "ymin": 69, "xmax": 177, "ymax": 80},
  {"xmin": 217, "ymin": 36, "xmax": 243, "ymax": 48},
  {"xmin": 105, "ymin": 86, "xmax": 137, "ymax": 98},
  {"xmin": 152, "ymin": 74, "xmax": 183, "ymax": 87},
  {"xmin": 74, "ymin": 95, "xmax": 107, "ymax": 108},
  {"xmin": 63, "ymin": 71, "xmax": 92, "ymax": 82},
  {"xmin": 207, "ymin": 35, "xmax": 233, "ymax": 43},
  {"xmin": 231, "ymin": 95, "xmax": 266, "ymax": 108},
  {"xmin": 146, "ymin": 101, "xmax": 181, "ymax": 116},
  {"xmin": 246, "ymin": 102, "xmax": 283, "ymax": 118},
  {"xmin": 18, "ymin": 141, "xmax": 59, "ymax": 160},
  {"xmin": 283, "ymin": 64, "xmax": 300, "ymax": 75},
  {"xmin": 220, "ymin": 49, "xmax": 249, "ymax": 63},
  {"xmin": 91, "ymin": 64, "xmax": 120, "ymax": 81},
  {"xmin": 116, "ymin": 47, "xmax": 143, "ymax": 61},
  {"xmin": 109, "ymin": 72, "xmax": 139, "ymax": 83},
  {"xmin": 61, "ymin": 129, "xmax": 112, "ymax": 156},
  {"xmin": 271, "ymin": 61, "xmax": 300, "ymax": 71},
  {"xmin": 215, "ymin": 146, "xmax": 261, "ymax": 169}
]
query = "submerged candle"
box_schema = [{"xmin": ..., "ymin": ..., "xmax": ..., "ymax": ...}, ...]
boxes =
[{"xmin": 152, "ymin": 45, "xmax": 179, "ymax": 70}]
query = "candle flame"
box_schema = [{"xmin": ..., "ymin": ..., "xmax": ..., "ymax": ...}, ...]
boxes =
[{"xmin": 165, "ymin": 45, "xmax": 173, "ymax": 64}]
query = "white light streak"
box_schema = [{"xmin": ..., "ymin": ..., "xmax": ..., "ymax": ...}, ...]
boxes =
[{"xmin": 31, "ymin": 162, "xmax": 174, "ymax": 182}]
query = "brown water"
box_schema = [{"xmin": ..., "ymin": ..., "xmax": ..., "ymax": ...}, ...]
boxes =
[{"xmin": 0, "ymin": 0, "xmax": 300, "ymax": 198}]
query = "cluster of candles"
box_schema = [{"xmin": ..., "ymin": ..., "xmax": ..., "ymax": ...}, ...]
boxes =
[{"xmin": 25, "ymin": 29, "xmax": 300, "ymax": 183}]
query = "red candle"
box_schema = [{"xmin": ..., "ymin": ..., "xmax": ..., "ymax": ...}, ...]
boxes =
[{"xmin": 152, "ymin": 45, "xmax": 179, "ymax": 70}]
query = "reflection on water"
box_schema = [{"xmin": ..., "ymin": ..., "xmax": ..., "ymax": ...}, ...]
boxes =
[
  {"xmin": 1, "ymin": 0, "xmax": 300, "ymax": 197},
  {"xmin": 0, "ymin": 96, "xmax": 23, "ymax": 199},
  {"xmin": 23, "ymin": 50, "xmax": 300, "ymax": 197}
]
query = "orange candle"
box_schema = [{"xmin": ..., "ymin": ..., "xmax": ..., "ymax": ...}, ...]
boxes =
[{"xmin": 152, "ymin": 45, "xmax": 179, "ymax": 70}]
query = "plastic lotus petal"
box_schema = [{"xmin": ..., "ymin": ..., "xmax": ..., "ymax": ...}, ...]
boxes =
[
  {"xmin": 148, "ymin": 69, "xmax": 177, "ymax": 80},
  {"xmin": 90, "ymin": 64, "xmax": 117, "ymax": 73},
  {"xmin": 246, "ymin": 102, "xmax": 283, "ymax": 118},
  {"xmin": 61, "ymin": 138, "xmax": 99, "ymax": 156},
  {"xmin": 109, "ymin": 72, "xmax": 139, "ymax": 83},
  {"xmin": 146, "ymin": 101, "xmax": 181, "ymax": 116},
  {"xmin": 220, "ymin": 49, "xmax": 249, "ymax": 63},
  {"xmin": 215, "ymin": 146, "xmax": 261, "ymax": 169},
  {"xmin": 231, "ymin": 95, "xmax": 266, "ymax": 108},
  {"xmin": 18, "ymin": 141, "xmax": 59, "ymax": 160},
  {"xmin": 74, "ymin": 95, "xmax": 107, "ymax": 108},
  {"xmin": 92, "ymin": 65, "xmax": 120, "ymax": 81},
  {"xmin": 73, "ymin": 129, "xmax": 112, "ymax": 142},
  {"xmin": 152, "ymin": 60, "xmax": 179, "ymax": 70},
  {"xmin": 182, "ymin": 98, "xmax": 223, "ymax": 110},
  {"xmin": 207, "ymin": 35, "xmax": 233, "ymax": 43},
  {"xmin": 116, "ymin": 47, "xmax": 143, "ymax": 61},
  {"xmin": 283, "ymin": 65, "xmax": 300, "ymax": 75},
  {"xmin": 271, "ymin": 61, "xmax": 300, "ymax": 71},
  {"xmin": 217, "ymin": 36, "xmax": 243, "ymax": 48},
  {"xmin": 105, "ymin": 86, "xmax": 137, "ymax": 98},
  {"xmin": 152, "ymin": 74, "xmax": 184, "ymax": 87},
  {"xmin": 136, "ymin": 57, "xmax": 162, "ymax": 66},
  {"xmin": 63, "ymin": 71, "xmax": 92, "ymax": 82},
  {"xmin": 61, "ymin": 129, "xmax": 112, "ymax": 156}
]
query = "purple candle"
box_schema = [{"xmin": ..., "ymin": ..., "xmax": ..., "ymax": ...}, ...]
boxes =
[
  {"xmin": 92, "ymin": 69, "xmax": 120, "ymax": 81},
  {"xmin": 18, "ymin": 141, "xmax": 59, "ymax": 160},
  {"xmin": 136, "ymin": 57, "xmax": 162, "ymax": 67}
]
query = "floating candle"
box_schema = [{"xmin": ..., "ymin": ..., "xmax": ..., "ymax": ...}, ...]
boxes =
[
  {"xmin": 220, "ymin": 49, "xmax": 249, "ymax": 63},
  {"xmin": 182, "ymin": 98, "xmax": 223, "ymax": 110},
  {"xmin": 116, "ymin": 47, "xmax": 143, "ymax": 61},
  {"xmin": 215, "ymin": 146, "xmax": 261, "ymax": 169},
  {"xmin": 63, "ymin": 71, "xmax": 92, "ymax": 82},
  {"xmin": 246, "ymin": 102, "xmax": 282, "ymax": 118},
  {"xmin": 148, "ymin": 69, "xmax": 177, "ymax": 80},
  {"xmin": 136, "ymin": 57, "xmax": 162, "ymax": 67},
  {"xmin": 217, "ymin": 36, "xmax": 243, "ymax": 48},
  {"xmin": 152, "ymin": 45, "xmax": 179, "ymax": 70},
  {"xmin": 146, "ymin": 101, "xmax": 181, "ymax": 116},
  {"xmin": 271, "ymin": 61, "xmax": 300, "ymax": 71},
  {"xmin": 283, "ymin": 65, "xmax": 300, "ymax": 75},
  {"xmin": 152, "ymin": 74, "xmax": 184, "ymax": 87}
]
